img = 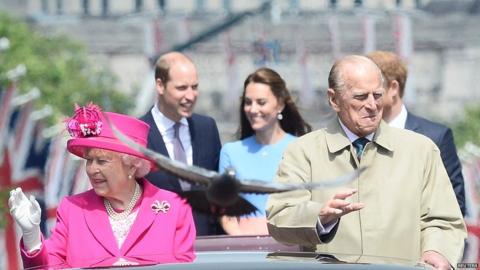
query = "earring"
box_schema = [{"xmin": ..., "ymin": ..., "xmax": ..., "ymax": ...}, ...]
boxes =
[
  {"xmin": 128, "ymin": 175, "xmax": 133, "ymax": 180},
  {"xmin": 277, "ymin": 111, "xmax": 283, "ymax": 120}
]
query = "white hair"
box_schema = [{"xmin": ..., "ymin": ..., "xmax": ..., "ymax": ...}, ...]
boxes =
[{"xmin": 121, "ymin": 154, "xmax": 151, "ymax": 178}]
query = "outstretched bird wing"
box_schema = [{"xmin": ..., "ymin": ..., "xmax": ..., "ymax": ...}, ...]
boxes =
[
  {"xmin": 107, "ymin": 116, "xmax": 218, "ymax": 187},
  {"xmin": 238, "ymin": 167, "xmax": 365, "ymax": 194},
  {"xmin": 108, "ymin": 115, "xmax": 364, "ymax": 193},
  {"xmin": 180, "ymin": 190, "xmax": 258, "ymax": 216}
]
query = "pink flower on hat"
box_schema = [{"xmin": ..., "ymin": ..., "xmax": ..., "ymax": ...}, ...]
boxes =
[{"xmin": 66, "ymin": 103, "xmax": 103, "ymax": 138}]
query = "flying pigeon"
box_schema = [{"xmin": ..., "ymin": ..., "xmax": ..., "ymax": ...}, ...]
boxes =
[{"xmin": 107, "ymin": 118, "xmax": 364, "ymax": 216}]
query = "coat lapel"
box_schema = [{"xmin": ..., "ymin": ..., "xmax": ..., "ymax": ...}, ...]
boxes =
[
  {"xmin": 325, "ymin": 118, "xmax": 394, "ymax": 157},
  {"xmin": 144, "ymin": 111, "xmax": 169, "ymax": 156},
  {"xmin": 120, "ymin": 180, "xmax": 158, "ymax": 254},
  {"xmin": 144, "ymin": 110, "xmax": 184, "ymax": 191},
  {"xmin": 186, "ymin": 117, "xmax": 205, "ymax": 191},
  {"xmin": 187, "ymin": 117, "xmax": 197, "ymax": 165},
  {"xmin": 83, "ymin": 191, "xmax": 119, "ymax": 256},
  {"xmin": 405, "ymin": 112, "xmax": 420, "ymax": 132},
  {"xmin": 372, "ymin": 121, "xmax": 394, "ymax": 153},
  {"xmin": 325, "ymin": 119, "xmax": 351, "ymax": 154}
]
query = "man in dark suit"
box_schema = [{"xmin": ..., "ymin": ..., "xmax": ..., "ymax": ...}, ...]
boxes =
[
  {"xmin": 367, "ymin": 51, "xmax": 466, "ymax": 216},
  {"xmin": 141, "ymin": 51, "xmax": 223, "ymax": 235}
]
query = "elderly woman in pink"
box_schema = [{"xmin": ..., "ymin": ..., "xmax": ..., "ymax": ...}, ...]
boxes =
[{"xmin": 8, "ymin": 103, "xmax": 196, "ymax": 268}]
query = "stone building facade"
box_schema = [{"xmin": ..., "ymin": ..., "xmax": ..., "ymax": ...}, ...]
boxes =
[{"xmin": 1, "ymin": 0, "xmax": 479, "ymax": 139}]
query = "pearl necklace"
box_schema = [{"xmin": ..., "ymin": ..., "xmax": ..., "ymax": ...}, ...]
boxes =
[{"xmin": 104, "ymin": 182, "xmax": 142, "ymax": 221}]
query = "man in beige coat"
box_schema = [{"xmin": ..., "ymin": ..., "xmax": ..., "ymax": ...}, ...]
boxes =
[{"xmin": 266, "ymin": 55, "xmax": 466, "ymax": 270}]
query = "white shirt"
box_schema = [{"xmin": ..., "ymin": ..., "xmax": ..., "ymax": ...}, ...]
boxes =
[
  {"xmin": 388, "ymin": 104, "xmax": 408, "ymax": 129},
  {"xmin": 150, "ymin": 104, "xmax": 193, "ymax": 165},
  {"xmin": 338, "ymin": 118, "xmax": 375, "ymax": 142}
]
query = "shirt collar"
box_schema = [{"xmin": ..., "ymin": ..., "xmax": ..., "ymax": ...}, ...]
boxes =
[
  {"xmin": 151, "ymin": 103, "xmax": 188, "ymax": 134},
  {"xmin": 338, "ymin": 118, "xmax": 374, "ymax": 143},
  {"xmin": 388, "ymin": 104, "xmax": 408, "ymax": 129},
  {"xmin": 326, "ymin": 117, "xmax": 394, "ymax": 155}
]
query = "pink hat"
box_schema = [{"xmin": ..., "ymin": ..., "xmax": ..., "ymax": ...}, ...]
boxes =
[{"xmin": 66, "ymin": 103, "xmax": 155, "ymax": 169}]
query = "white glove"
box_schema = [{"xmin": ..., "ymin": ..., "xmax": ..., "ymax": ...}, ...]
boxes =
[{"xmin": 8, "ymin": 188, "xmax": 42, "ymax": 252}]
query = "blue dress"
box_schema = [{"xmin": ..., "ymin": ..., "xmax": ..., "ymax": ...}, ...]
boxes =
[{"xmin": 219, "ymin": 134, "xmax": 296, "ymax": 216}]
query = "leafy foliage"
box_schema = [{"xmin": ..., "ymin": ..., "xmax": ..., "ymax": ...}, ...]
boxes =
[
  {"xmin": 0, "ymin": 11, "xmax": 133, "ymax": 125},
  {"xmin": 0, "ymin": 12, "xmax": 133, "ymax": 228},
  {"xmin": 0, "ymin": 190, "xmax": 7, "ymax": 228},
  {"xmin": 452, "ymin": 104, "xmax": 480, "ymax": 148}
]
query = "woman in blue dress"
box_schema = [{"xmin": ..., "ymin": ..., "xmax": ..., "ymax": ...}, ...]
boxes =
[{"xmin": 219, "ymin": 67, "xmax": 311, "ymax": 235}]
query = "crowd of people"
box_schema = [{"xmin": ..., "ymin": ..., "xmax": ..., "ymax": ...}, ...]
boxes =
[{"xmin": 8, "ymin": 51, "xmax": 467, "ymax": 269}]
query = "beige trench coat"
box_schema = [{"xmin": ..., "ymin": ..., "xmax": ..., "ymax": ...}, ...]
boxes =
[{"xmin": 266, "ymin": 119, "xmax": 466, "ymax": 265}]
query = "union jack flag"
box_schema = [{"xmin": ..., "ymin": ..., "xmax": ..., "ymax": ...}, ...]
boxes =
[
  {"xmin": 43, "ymin": 133, "xmax": 90, "ymax": 235},
  {"xmin": 0, "ymin": 82, "xmax": 17, "ymax": 160},
  {"xmin": 0, "ymin": 86, "xmax": 46, "ymax": 270},
  {"xmin": 462, "ymin": 153, "xmax": 480, "ymax": 264}
]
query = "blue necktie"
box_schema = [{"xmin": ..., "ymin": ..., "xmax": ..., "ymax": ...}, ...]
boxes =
[{"xmin": 353, "ymin": 137, "xmax": 369, "ymax": 160}]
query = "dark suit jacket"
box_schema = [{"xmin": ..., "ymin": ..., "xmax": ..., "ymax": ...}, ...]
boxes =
[
  {"xmin": 405, "ymin": 112, "xmax": 466, "ymax": 215},
  {"xmin": 140, "ymin": 110, "xmax": 224, "ymax": 235}
]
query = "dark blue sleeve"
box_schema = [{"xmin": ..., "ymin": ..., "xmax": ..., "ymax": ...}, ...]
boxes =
[{"xmin": 438, "ymin": 128, "xmax": 466, "ymax": 216}]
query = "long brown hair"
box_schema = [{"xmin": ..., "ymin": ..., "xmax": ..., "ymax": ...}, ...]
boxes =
[{"xmin": 237, "ymin": 67, "xmax": 312, "ymax": 139}]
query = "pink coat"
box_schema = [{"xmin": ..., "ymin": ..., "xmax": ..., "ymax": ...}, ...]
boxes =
[{"xmin": 21, "ymin": 179, "xmax": 196, "ymax": 268}]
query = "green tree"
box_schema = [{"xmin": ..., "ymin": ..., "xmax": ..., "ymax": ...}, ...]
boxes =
[
  {"xmin": 0, "ymin": 11, "xmax": 133, "ymax": 122},
  {"xmin": 452, "ymin": 104, "xmax": 480, "ymax": 148},
  {"xmin": 0, "ymin": 12, "xmax": 133, "ymax": 228}
]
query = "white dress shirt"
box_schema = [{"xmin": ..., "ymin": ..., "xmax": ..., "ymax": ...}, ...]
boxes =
[
  {"xmin": 388, "ymin": 104, "xmax": 408, "ymax": 129},
  {"xmin": 338, "ymin": 119, "xmax": 375, "ymax": 143},
  {"xmin": 150, "ymin": 104, "xmax": 193, "ymax": 165}
]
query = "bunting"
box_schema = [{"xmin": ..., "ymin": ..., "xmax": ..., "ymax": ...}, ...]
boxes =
[
  {"xmin": 328, "ymin": 13, "xmax": 341, "ymax": 60},
  {"xmin": 44, "ymin": 136, "xmax": 90, "ymax": 235},
  {"xmin": 296, "ymin": 32, "xmax": 314, "ymax": 108},
  {"xmin": 0, "ymin": 95, "xmax": 45, "ymax": 270},
  {"xmin": 393, "ymin": 11, "xmax": 415, "ymax": 105},
  {"xmin": 362, "ymin": 14, "xmax": 376, "ymax": 54},
  {"xmin": 393, "ymin": 12, "xmax": 413, "ymax": 61},
  {"xmin": 460, "ymin": 144, "xmax": 480, "ymax": 264},
  {"xmin": 223, "ymin": 31, "xmax": 241, "ymax": 118},
  {"xmin": 0, "ymin": 82, "xmax": 16, "ymax": 160}
]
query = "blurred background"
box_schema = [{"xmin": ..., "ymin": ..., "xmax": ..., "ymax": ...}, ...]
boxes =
[{"xmin": 1, "ymin": 0, "xmax": 480, "ymax": 269}]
